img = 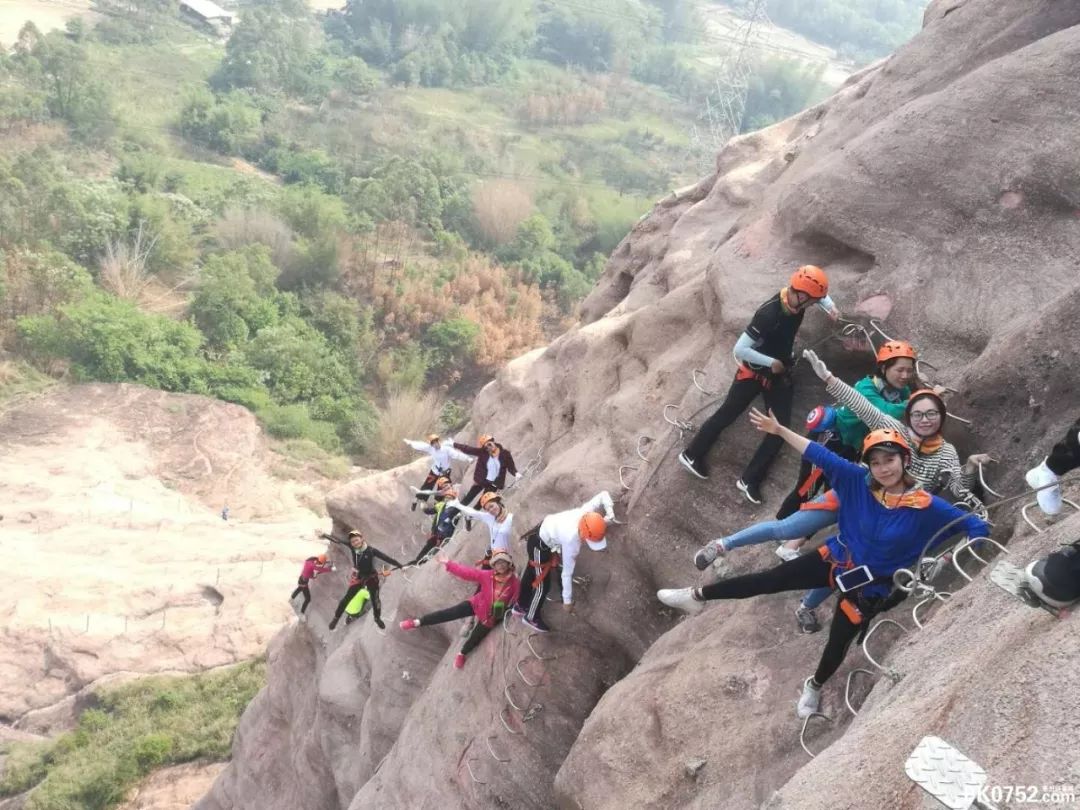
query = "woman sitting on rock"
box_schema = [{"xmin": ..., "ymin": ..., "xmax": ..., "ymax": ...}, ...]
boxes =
[
  {"xmin": 399, "ymin": 550, "xmax": 520, "ymax": 669},
  {"xmin": 659, "ymin": 408, "xmax": 990, "ymax": 719}
]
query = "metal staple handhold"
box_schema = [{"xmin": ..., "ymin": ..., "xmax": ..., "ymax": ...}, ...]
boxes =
[
  {"xmin": 868, "ymin": 319, "xmax": 895, "ymax": 342},
  {"xmin": 840, "ymin": 322, "xmax": 876, "ymax": 356},
  {"xmin": 977, "ymin": 462, "xmax": 1004, "ymax": 499},
  {"xmin": 1022, "ymin": 498, "xmax": 1080, "ymax": 534},
  {"xmin": 485, "ymin": 735, "xmax": 511, "ymax": 763},
  {"xmin": 912, "ymin": 591, "xmax": 951, "ymax": 630},
  {"xmin": 952, "ymin": 536, "xmax": 1009, "ymax": 582},
  {"xmin": 636, "ymin": 435, "xmax": 654, "ymax": 462},
  {"xmin": 799, "ymin": 712, "xmax": 833, "ymax": 758},
  {"xmin": 465, "ymin": 757, "xmax": 487, "ymax": 785},
  {"xmin": 499, "ymin": 705, "xmax": 523, "ymax": 736},
  {"xmin": 663, "ymin": 404, "xmax": 693, "ymax": 433},
  {"xmin": 618, "ymin": 465, "xmax": 640, "ymax": 490},
  {"xmin": 844, "ymin": 668, "xmax": 875, "ymax": 717},
  {"xmin": 692, "ymin": 369, "xmax": 718, "ymax": 396},
  {"xmin": 516, "ymin": 658, "xmax": 542, "ymax": 688},
  {"xmin": 526, "ymin": 634, "xmax": 557, "ymax": 661},
  {"xmin": 862, "ymin": 619, "xmax": 908, "ymax": 672},
  {"xmin": 505, "ymin": 684, "xmax": 526, "ymax": 712}
]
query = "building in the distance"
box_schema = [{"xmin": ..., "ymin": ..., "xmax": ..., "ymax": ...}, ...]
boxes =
[{"xmin": 178, "ymin": 0, "xmax": 234, "ymax": 35}]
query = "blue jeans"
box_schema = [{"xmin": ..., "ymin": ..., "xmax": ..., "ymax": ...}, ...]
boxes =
[
  {"xmin": 722, "ymin": 508, "xmax": 836, "ymax": 550},
  {"xmin": 801, "ymin": 586, "xmax": 832, "ymax": 610}
]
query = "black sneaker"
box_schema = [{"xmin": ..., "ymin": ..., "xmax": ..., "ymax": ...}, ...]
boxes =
[
  {"xmin": 465, "ymin": 517, "xmax": 474, "ymax": 531},
  {"xmin": 736, "ymin": 479, "xmax": 762, "ymax": 505},
  {"xmin": 328, "ymin": 616, "xmax": 339, "ymax": 631},
  {"xmin": 410, "ymin": 501, "xmax": 418, "ymax": 512},
  {"xmin": 523, "ymin": 616, "xmax": 550, "ymax": 633},
  {"xmin": 794, "ymin": 605, "xmax": 821, "ymax": 634},
  {"xmin": 374, "ymin": 617, "xmax": 385, "ymax": 630},
  {"xmin": 678, "ymin": 452, "xmax": 708, "ymax": 480}
]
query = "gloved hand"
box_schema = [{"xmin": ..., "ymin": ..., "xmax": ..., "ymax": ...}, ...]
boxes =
[{"xmin": 802, "ymin": 349, "xmax": 832, "ymax": 382}]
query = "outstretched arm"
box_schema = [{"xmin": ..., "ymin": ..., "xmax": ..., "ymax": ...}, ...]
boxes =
[
  {"xmin": 371, "ymin": 547, "xmax": 404, "ymax": 569},
  {"xmin": 452, "ymin": 442, "xmax": 483, "ymax": 457},
  {"xmin": 749, "ymin": 407, "xmax": 811, "ymax": 455},
  {"xmin": 403, "ymin": 439, "xmax": 434, "ymax": 456},
  {"xmin": 804, "ymin": 350, "xmax": 905, "ymax": 434}
]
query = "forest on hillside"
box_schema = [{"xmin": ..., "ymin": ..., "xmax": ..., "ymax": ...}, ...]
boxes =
[{"xmin": 0, "ymin": 0, "xmax": 918, "ymax": 470}]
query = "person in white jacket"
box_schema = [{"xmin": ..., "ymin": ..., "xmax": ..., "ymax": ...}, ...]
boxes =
[
  {"xmin": 513, "ymin": 491, "xmax": 615, "ymax": 633},
  {"xmin": 446, "ymin": 491, "xmax": 514, "ymax": 555},
  {"xmin": 404, "ymin": 434, "xmax": 471, "ymax": 511}
]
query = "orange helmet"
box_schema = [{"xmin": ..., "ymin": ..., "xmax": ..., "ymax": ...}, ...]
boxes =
[
  {"xmin": 789, "ymin": 265, "xmax": 828, "ymax": 299},
  {"xmin": 316, "ymin": 554, "xmax": 327, "ymax": 564},
  {"xmin": 426, "ymin": 433, "xmax": 440, "ymax": 443},
  {"xmin": 479, "ymin": 492, "xmax": 503, "ymax": 509},
  {"xmin": 876, "ymin": 340, "xmax": 917, "ymax": 364},
  {"xmin": 578, "ymin": 512, "xmax": 608, "ymax": 550},
  {"xmin": 478, "ymin": 434, "xmax": 494, "ymax": 446},
  {"xmin": 862, "ymin": 428, "xmax": 911, "ymax": 461},
  {"xmin": 905, "ymin": 389, "xmax": 947, "ymax": 427}
]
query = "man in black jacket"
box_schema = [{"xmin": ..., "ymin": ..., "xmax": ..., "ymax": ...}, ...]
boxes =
[{"xmin": 328, "ymin": 530, "xmax": 403, "ymax": 630}]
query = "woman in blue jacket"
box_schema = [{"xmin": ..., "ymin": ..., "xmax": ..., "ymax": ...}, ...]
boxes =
[{"xmin": 658, "ymin": 407, "xmax": 990, "ymax": 719}]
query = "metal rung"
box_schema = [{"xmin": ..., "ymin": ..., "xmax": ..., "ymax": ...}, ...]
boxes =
[
  {"xmin": 862, "ymin": 619, "xmax": 908, "ymax": 672},
  {"xmin": 485, "ymin": 735, "xmax": 511, "ymax": 762},
  {"xmin": 912, "ymin": 591, "xmax": 951, "ymax": 630},
  {"xmin": 619, "ymin": 465, "xmax": 639, "ymax": 490},
  {"xmin": 914, "ymin": 358, "xmax": 938, "ymax": 381},
  {"xmin": 502, "ymin": 609, "xmax": 520, "ymax": 636},
  {"xmin": 1022, "ymin": 498, "xmax": 1080, "ymax": 533},
  {"xmin": 499, "ymin": 706, "xmax": 523, "ymax": 735},
  {"xmin": 692, "ymin": 369, "xmax": 718, "ymax": 396},
  {"xmin": 465, "ymin": 757, "xmax": 487, "ymax": 785},
  {"xmin": 516, "ymin": 658, "xmax": 542, "ymax": 687},
  {"xmin": 799, "ymin": 712, "xmax": 833, "ymax": 758},
  {"xmin": 844, "ymin": 669, "xmax": 875, "ymax": 717},
  {"xmin": 840, "ymin": 322, "xmax": 876, "ymax": 355},
  {"xmin": 952, "ymin": 537, "xmax": 1009, "ymax": 582},
  {"xmin": 527, "ymin": 634, "xmax": 557, "ymax": 661},
  {"xmin": 868, "ymin": 319, "xmax": 894, "ymax": 342},
  {"xmin": 663, "ymin": 404, "xmax": 693, "ymax": 432},
  {"xmin": 977, "ymin": 462, "xmax": 1003, "ymax": 499},
  {"xmin": 505, "ymin": 684, "xmax": 526, "ymax": 711},
  {"xmin": 636, "ymin": 435, "xmax": 654, "ymax": 462},
  {"xmin": 946, "ymin": 412, "xmax": 973, "ymax": 427}
]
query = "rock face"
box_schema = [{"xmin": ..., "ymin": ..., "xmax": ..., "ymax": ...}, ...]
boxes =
[
  {"xmin": 199, "ymin": 3, "xmax": 1080, "ymax": 808},
  {"xmin": 0, "ymin": 383, "xmax": 328, "ymax": 728}
]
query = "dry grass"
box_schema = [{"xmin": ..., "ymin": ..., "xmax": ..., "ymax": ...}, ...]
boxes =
[
  {"xmin": 366, "ymin": 390, "xmax": 442, "ymax": 469},
  {"xmin": 471, "ymin": 179, "xmax": 533, "ymax": 246},
  {"xmin": 99, "ymin": 222, "xmax": 156, "ymax": 303},
  {"xmin": 214, "ymin": 207, "xmax": 297, "ymax": 271}
]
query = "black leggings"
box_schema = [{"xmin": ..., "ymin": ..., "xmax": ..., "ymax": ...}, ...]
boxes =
[
  {"xmin": 461, "ymin": 482, "xmax": 497, "ymax": 507},
  {"xmin": 418, "ymin": 600, "xmax": 494, "ymax": 656},
  {"xmin": 290, "ymin": 581, "xmax": 311, "ymax": 613},
  {"xmin": 775, "ymin": 434, "xmax": 856, "ymax": 520},
  {"xmin": 1047, "ymin": 418, "xmax": 1080, "ymax": 476},
  {"xmin": 416, "ymin": 469, "xmax": 449, "ymax": 503},
  {"xmin": 699, "ymin": 553, "xmax": 877, "ymax": 686},
  {"xmin": 684, "ymin": 373, "xmax": 795, "ymax": 486},
  {"xmin": 333, "ymin": 579, "xmax": 381, "ymax": 623}
]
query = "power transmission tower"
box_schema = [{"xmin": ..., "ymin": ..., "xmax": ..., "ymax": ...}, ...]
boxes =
[{"xmin": 687, "ymin": 0, "xmax": 771, "ymax": 167}]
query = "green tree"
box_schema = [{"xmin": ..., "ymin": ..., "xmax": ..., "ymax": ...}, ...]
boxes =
[
  {"xmin": 191, "ymin": 247, "xmax": 281, "ymax": 351},
  {"xmin": 423, "ymin": 316, "xmax": 479, "ymax": 369},
  {"xmin": 214, "ymin": 0, "xmax": 318, "ymax": 96},
  {"xmin": 242, "ymin": 316, "xmax": 354, "ymax": 403},
  {"xmin": 177, "ymin": 88, "xmax": 262, "ymax": 155}
]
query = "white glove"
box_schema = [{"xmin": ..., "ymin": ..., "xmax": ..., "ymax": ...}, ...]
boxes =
[{"xmin": 802, "ymin": 349, "xmax": 832, "ymax": 382}]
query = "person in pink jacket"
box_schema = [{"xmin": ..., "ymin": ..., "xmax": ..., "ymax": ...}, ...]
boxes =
[
  {"xmin": 290, "ymin": 554, "xmax": 334, "ymax": 618},
  {"xmin": 399, "ymin": 550, "xmax": 520, "ymax": 669}
]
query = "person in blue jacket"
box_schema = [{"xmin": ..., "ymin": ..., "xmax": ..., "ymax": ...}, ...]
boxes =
[{"xmin": 658, "ymin": 407, "xmax": 990, "ymax": 719}]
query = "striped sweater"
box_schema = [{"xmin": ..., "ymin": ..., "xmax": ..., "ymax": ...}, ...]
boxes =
[{"xmin": 825, "ymin": 376, "xmax": 984, "ymax": 515}]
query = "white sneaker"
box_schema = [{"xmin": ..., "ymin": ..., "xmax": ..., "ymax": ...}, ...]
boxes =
[
  {"xmin": 796, "ymin": 677, "xmax": 822, "ymax": 718},
  {"xmin": 775, "ymin": 544, "xmax": 801, "ymax": 562},
  {"xmin": 657, "ymin": 587, "xmax": 705, "ymax": 615},
  {"xmin": 1025, "ymin": 459, "xmax": 1062, "ymax": 515}
]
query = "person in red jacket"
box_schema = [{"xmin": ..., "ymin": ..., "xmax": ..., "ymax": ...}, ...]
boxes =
[
  {"xmin": 453, "ymin": 434, "xmax": 517, "ymax": 529},
  {"xmin": 399, "ymin": 549, "xmax": 520, "ymax": 669},
  {"xmin": 290, "ymin": 554, "xmax": 333, "ymax": 618}
]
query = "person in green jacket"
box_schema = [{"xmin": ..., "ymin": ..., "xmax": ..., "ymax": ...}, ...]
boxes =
[{"xmin": 773, "ymin": 340, "xmax": 919, "ymax": 530}]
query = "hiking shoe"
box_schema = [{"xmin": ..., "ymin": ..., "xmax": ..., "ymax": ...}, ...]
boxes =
[
  {"xmin": 465, "ymin": 517, "xmax": 474, "ymax": 531},
  {"xmin": 399, "ymin": 619, "xmax": 420, "ymax": 630},
  {"xmin": 796, "ymin": 677, "xmax": 822, "ymax": 718},
  {"xmin": 657, "ymin": 587, "xmax": 705, "ymax": 615},
  {"xmin": 694, "ymin": 540, "xmax": 724, "ymax": 571},
  {"xmin": 411, "ymin": 501, "xmax": 418, "ymax": 512},
  {"xmin": 298, "ymin": 613, "xmax": 308, "ymax": 624},
  {"xmin": 374, "ymin": 617, "xmax": 385, "ymax": 630},
  {"xmin": 736, "ymin": 479, "xmax": 763, "ymax": 505},
  {"xmin": 678, "ymin": 452, "xmax": 708, "ymax": 480},
  {"xmin": 1025, "ymin": 459, "xmax": 1062, "ymax": 516},
  {"xmin": 523, "ymin": 616, "xmax": 550, "ymax": 633},
  {"xmin": 511, "ymin": 605, "xmax": 525, "ymax": 617},
  {"xmin": 794, "ymin": 605, "xmax": 821, "ymax": 634},
  {"xmin": 453, "ymin": 653, "xmax": 467, "ymax": 669},
  {"xmin": 775, "ymin": 544, "xmax": 801, "ymax": 562},
  {"xmin": 345, "ymin": 615, "xmax": 356, "ymax": 625}
]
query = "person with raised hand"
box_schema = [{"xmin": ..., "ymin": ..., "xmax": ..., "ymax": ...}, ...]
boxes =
[
  {"xmin": 403, "ymin": 433, "xmax": 471, "ymax": 511},
  {"xmin": 678, "ymin": 265, "xmax": 840, "ymax": 506},
  {"xmin": 445, "ymin": 491, "xmax": 514, "ymax": 556},
  {"xmin": 328, "ymin": 530, "xmax": 403, "ymax": 631},
  {"xmin": 659, "ymin": 408, "xmax": 989, "ymax": 719}
]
